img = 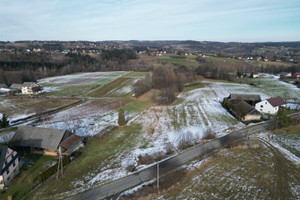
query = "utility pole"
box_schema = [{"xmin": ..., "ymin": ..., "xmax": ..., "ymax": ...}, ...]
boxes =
[
  {"xmin": 157, "ymin": 163, "xmax": 159, "ymax": 191},
  {"xmin": 56, "ymin": 146, "xmax": 63, "ymax": 180}
]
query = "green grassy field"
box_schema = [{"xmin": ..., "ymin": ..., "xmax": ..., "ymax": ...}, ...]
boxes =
[
  {"xmin": 87, "ymin": 72, "xmax": 147, "ymax": 98},
  {"xmin": 158, "ymin": 56, "xmax": 198, "ymax": 67},
  {"xmin": 183, "ymin": 84, "xmax": 205, "ymax": 93}
]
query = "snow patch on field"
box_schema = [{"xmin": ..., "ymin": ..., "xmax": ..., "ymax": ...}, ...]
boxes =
[
  {"xmin": 37, "ymin": 99, "xmax": 130, "ymax": 136},
  {"xmin": 214, "ymin": 78, "xmax": 300, "ymax": 100},
  {"xmin": 9, "ymin": 113, "xmax": 34, "ymax": 122},
  {"xmin": 39, "ymin": 111, "xmax": 119, "ymax": 136},
  {"xmin": 126, "ymin": 83, "xmax": 244, "ymax": 164},
  {"xmin": 258, "ymin": 132, "xmax": 300, "ymax": 165},
  {"xmin": 39, "ymin": 71, "xmax": 123, "ymax": 86}
]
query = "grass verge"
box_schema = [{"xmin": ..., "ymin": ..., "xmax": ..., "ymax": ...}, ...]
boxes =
[
  {"xmin": 1, "ymin": 154, "xmax": 56, "ymax": 200},
  {"xmin": 29, "ymin": 124, "xmax": 143, "ymax": 199}
]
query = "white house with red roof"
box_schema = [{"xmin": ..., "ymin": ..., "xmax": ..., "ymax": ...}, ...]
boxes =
[{"xmin": 255, "ymin": 96, "xmax": 286, "ymax": 115}]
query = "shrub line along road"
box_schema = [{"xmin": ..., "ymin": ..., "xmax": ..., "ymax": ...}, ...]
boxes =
[{"xmin": 65, "ymin": 112, "xmax": 300, "ymax": 200}]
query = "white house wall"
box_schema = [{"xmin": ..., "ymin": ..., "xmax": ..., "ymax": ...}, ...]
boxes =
[
  {"xmin": 255, "ymin": 100, "xmax": 278, "ymax": 115},
  {"xmin": 1, "ymin": 148, "xmax": 20, "ymax": 187}
]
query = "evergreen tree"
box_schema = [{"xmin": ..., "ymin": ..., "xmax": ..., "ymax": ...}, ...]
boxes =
[
  {"xmin": 118, "ymin": 108, "xmax": 126, "ymax": 126},
  {"xmin": 0, "ymin": 114, "xmax": 9, "ymax": 128},
  {"xmin": 221, "ymin": 98, "xmax": 229, "ymax": 110},
  {"xmin": 277, "ymin": 107, "xmax": 292, "ymax": 128}
]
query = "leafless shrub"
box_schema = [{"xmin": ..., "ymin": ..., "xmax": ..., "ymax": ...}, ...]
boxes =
[
  {"xmin": 137, "ymin": 152, "xmax": 166, "ymax": 165},
  {"xmin": 165, "ymin": 142, "xmax": 175, "ymax": 155},
  {"xmin": 178, "ymin": 131, "xmax": 194, "ymax": 150},
  {"xmin": 203, "ymin": 127, "xmax": 216, "ymax": 140},
  {"xmin": 125, "ymin": 163, "xmax": 136, "ymax": 172},
  {"xmin": 137, "ymin": 154, "xmax": 155, "ymax": 165}
]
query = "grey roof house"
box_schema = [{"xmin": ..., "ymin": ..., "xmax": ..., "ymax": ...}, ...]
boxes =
[
  {"xmin": 10, "ymin": 126, "xmax": 83, "ymax": 156},
  {"xmin": 227, "ymin": 94, "xmax": 261, "ymax": 106}
]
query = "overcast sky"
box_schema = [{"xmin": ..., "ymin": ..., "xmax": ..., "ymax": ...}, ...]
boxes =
[{"xmin": 0, "ymin": 0, "xmax": 299, "ymax": 42}]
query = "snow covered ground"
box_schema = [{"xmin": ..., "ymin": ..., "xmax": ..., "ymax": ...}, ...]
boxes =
[
  {"xmin": 25, "ymin": 77, "xmax": 300, "ymax": 198},
  {"xmin": 68, "ymin": 78, "xmax": 298, "ymax": 194},
  {"xmin": 215, "ymin": 77, "xmax": 300, "ymax": 100},
  {"xmin": 257, "ymin": 132, "xmax": 300, "ymax": 165},
  {"xmin": 38, "ymin": 71, "xmax": 125, "ymax": 86}
]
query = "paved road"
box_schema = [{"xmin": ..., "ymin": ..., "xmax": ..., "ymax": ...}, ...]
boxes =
[{"xmin": 66, "ymin": 112, "xmax": 300, "ymax": 200}]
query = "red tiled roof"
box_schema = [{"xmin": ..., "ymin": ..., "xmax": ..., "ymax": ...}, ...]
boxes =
[
  {"xmin": 267, "ymin": 96, "xmax": 286, "ymax": 107},
  {"xmin": 60, "ymin": 134, "xmax": 82, "ymax": 149}
]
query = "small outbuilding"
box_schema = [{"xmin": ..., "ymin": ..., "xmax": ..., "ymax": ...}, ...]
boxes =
[
  {"xmin": 10, "ymin": 84, "xmax": 23, "ymax": 93},
  {"xmin": 228, "ymin": 100, "xmax": 261, "ymax": 122}
]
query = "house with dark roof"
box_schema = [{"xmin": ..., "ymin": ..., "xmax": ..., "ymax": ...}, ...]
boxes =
[
  {"xmin": 255, "ymin": 96, "xmax": 286, "ymax": 115},
  {"xmin": 227, "ymin": 94, "xmax": 261, "ymax": 106},
  {"xmin": 10, "ymin": 83, "xmax": 23, "ymax": 93},
  {"xmin": 59, "ymin": 134, "xmax": 84, "ymax": 154},
  {"xmin": 228, "ymin": 100, "xmax": 261, "ymax": 122},
  {"xmin": 10, "ymin": 126, "xmax": 83, "ymax": 156},
  {"xmin": 293, "ymin": 72, "xmax": 300, "ymax": 79},
  {"xmin": 0, "ymin": 146, "xmax": 20, "ymax": 189}
]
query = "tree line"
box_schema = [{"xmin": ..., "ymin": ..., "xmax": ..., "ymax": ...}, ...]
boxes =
[
  {"xmin": 133, "ymin": 64, "xmax": 201, "ymax": 104},
  {"xmin": 195, "ymin": 56, "xmax": 300, "ymax": 81},
  {"xmin": 0, "ymin": 49, "xmax": 137, "ymax": 85}
]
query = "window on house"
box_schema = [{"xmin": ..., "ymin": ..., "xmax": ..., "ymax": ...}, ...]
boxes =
[
  {"xmin": 265, "ymin": 102, "xmax": 267, "ymax": 104},
  {"xmin": 261, "ymin": 105, "xmax": 263, "ymax": 108},
  {"xmin": 7, "ymin": 168, "xmax": 10, "ymax": 175},
  {"xmin": 13, "ymin": 161, "xmax": 15, "ymax": 167},
  {"xmin": 260, "ymin": 109, "xmax": 263, "ymax": 111}
]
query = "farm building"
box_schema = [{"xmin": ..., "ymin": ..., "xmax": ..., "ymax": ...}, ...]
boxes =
[
  {"xmin": 0, "ymin": 86, "xmax": 18, "ymax": 95},
  {"xmin": 10, "ymin": 83, "xmax": 23, "ymax": 93},
  {"xmin": 228, "ymin": 100, "xmax": 261, "ymax": 122},
  {"xmin": 21, "ymin": 82, "xmax": 43, "ymax": 95},
  {"xmin": 227, "ymin": 94, "xmax": 261, "ymax": 106},
  {"xmin": 279, "ymin": 72, "xmax": 292, "ymax": 79},
  {"xmin": 59, "ymin": 134, "xmax": 84, "ymax": 154},
  {"xmin": 0, "ymin": 146, "xmax": 20, "ymax": 189},
  {"xmin": 255, "ymin": 96, "xmax": 286, "ymax": 115},
  {"xmin": 10, "ymin": 126, "xmax": 83, "ymax": 156},
  {"xmin": 293, "ymin": 72, "xmax": 300, "ymax": 79}
]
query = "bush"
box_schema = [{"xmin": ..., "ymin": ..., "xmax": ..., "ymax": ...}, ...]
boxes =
[
  {"xmin": 221, "ymin": 98, "xmax": 229, "ymax": 110},
  {"xmin": 277, "ymin": 107, "xmax": 293, "ymax": 128},
  {"xmin": 132, "ymin": 74, "xmax": 152, "ymax": 97},
  {"xmin": 178, "ymin": 131, "xmax": 195, "ymax": 150},
  {"xmin": 137, "ymin": 152, "xmax": 166, "ymax": 165},
  {"xmin": 118, "ymin": 107, "xmax": 126, "ymax": 126},
  {"xmin": 203, "ymin": 128, "xmax": 216, "ymax": 140}
]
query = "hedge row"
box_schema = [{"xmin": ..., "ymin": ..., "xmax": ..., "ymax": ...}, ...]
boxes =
[{"xmin": 38, "ymin": 155, "xmax": 70, "ymax": 183}]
